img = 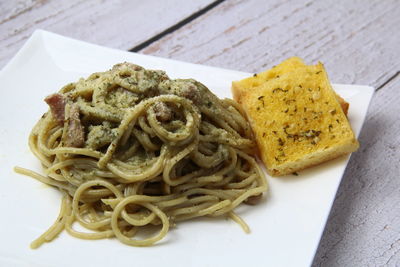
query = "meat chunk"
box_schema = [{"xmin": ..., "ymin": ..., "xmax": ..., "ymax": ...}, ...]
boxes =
[
  {"xmin": 244, "ymin": 194, "xmax": 263, "ymax": 205},
  {"xmin": 44, "ymin": 93, "xmax": 66, "ymax": 125},
  {"xmin": 65, "ymin": 104, "xmax": 85, "ymax": 148},
  {"xmin": 179, "ymin": 83, "xmax": 200, "ymax": 104},
  {"xmin": 153, "ymin": 102, "xmax": 172, "ymax": 122},
  {"xmin": 112, "ymin": 62, "xmax": 143, "ymax": 72}
]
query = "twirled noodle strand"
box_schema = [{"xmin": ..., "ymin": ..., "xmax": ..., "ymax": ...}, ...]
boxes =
[{"xmin": 15, "ymin": 63, "xmax": 268, "ymax": 248}]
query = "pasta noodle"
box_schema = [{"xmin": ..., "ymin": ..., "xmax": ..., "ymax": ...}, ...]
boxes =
[{"xmin": 15, "ymin": 63, "xmax": 268, "ymax": 248}]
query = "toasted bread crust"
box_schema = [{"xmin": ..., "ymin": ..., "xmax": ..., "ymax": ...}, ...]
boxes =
[
  {"xmin": 232, "ymin": 59, "xmax": 358, "ymax": 176},
  {"xmin": 232, "ymin": 57, "xmax": 349, "ymax": 115}
]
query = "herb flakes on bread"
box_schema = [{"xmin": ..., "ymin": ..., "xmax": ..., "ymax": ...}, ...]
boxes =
[
  {"xmin": 232, "ymin": 57, "xmax": 349, "ymax": 115},
  {"xmin": 232, "ymin": 58, "xmax": 359, "ymax": 176}
]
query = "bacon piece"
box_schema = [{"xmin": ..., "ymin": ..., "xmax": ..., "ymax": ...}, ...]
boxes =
[
  {"xmin": 180, "ymin": 83, "xmax": 200, "ymax": 104},
  {"xmin": 153, "ymin": 102, "xmax": 172, "ymax": 122},
  {"xmin": 244, "ymin": 194, "xmax": 263, "ymax": 205},
  {"xmin": 65, "ymin": 104, "xmax": 85, "ymax": 148},
  {"xmin": 44, "ymin": 93, "xmax": 66, "ymax": 125},
  {"xmin": 112, "ymin": 62, "xmax": 143, "ymax": 72}
]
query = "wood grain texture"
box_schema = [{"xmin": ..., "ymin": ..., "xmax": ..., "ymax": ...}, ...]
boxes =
[
  {"xmin": 142, "ymin": 0, "xmax": 400, "ymax": 89},
  {"xmin": 140, "ymin": 0, "xmax": 400, "ymax": 265},
  {"xmin": 313, "ymin": 76, "xmax": 400, "ymax": 267},
  {"xmin": 0, "ymin": 0, "xmax": 214, "ymax": 68}
]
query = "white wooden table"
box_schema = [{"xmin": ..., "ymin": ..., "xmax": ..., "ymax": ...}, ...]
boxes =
[{"xmin": 1, "ymin": 1, "xmax": 399, "ymax": 266}]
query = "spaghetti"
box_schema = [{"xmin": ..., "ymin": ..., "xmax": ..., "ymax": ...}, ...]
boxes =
[{"xmin": 15, "ymin": 63, "xmax": 267, "ymax": 248}]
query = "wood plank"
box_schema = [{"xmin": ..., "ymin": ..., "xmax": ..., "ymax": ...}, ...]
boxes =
[
  {"xmin": 313, "ymin": 76, "xmax": 400, "ymax": 267},
  {"xmin": 142, "ymin": 0, "xmax": 400, "ymax": 89},
  {"xmin": 0, "ymin": 0, "xmax": 214, "ymax": 68}
]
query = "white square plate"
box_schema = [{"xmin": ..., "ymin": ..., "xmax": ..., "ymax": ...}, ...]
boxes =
[{"xmin": 0, "ymin": 30, "xmax": 374, "ymax": 267}]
